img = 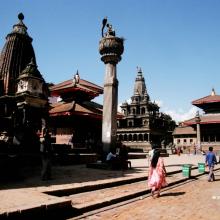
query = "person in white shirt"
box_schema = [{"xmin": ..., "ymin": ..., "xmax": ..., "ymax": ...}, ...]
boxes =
[{"xmin": 106, "ymin": 151, "xmax": 116, "ymax": 162}]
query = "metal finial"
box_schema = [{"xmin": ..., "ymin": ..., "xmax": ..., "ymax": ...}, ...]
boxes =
[
  {"xmin": 73, "ymin": 70, "xmax": 80, "ymax": 86},
  {"xmin": 211, "ymin": 88, "xmax": 216, "ymax": 96},
  {"xmin": 18, "ymin": 13, "xmax": 24, "ymax": 21}
]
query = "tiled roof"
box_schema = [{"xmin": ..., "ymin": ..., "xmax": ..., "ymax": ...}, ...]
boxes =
[
  {"xmin": 172, "ymin": 126, "xmax": 196, "ymax": 135},
  {"xmin": 49, "ymin": 101, "xmax": 102, "ymax": 118},
  {"xmin": 50, "ymin": 78, "xmax": 103, "ymax": 98},
  {"xmin": 183, "ymin": 114, "xmax": 220, "ymax": 125},
  {"xmin": 49, "ymin": 102, "xmax": 75, "ymax": 115},
  {"xmin": 192, "ymin": 95, "xmax": 220, "ymax": 105}
]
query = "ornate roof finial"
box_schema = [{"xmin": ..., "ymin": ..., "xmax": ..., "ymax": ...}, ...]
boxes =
[
  {"xmin": 12, "ymin": 12, "xmax": 28, "ymax": 35},
  {"xmin": 211, "ymin": 88, "xmax": 216, "ymax": 96},
  {"xmin": 18, "ymin": 13, "xmax": 24, "ymax": 21},
  {"xmin": 137, "ymin": 66, "xmax": 142, "ymax": 73},
  {"xmin": 137, "ymin": 66, "xmax": 143, "ymax": 77},
  {"xmin": 72, "ymin": 70, "xmax": 80, "ymax": 86}
]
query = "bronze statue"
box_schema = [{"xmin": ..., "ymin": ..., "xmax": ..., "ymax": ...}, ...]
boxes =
[
  {"xmin": 101, "ymin": 17, "xmax": 115, "ymax": 37},
  {"xmin": 101, "ymin": 17, "xmax": 107, "ymax": 37}
]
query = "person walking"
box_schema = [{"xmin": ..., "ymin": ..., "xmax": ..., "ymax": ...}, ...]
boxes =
[
  {"xmin": 205, "ymin": 146, "xmax": 217, "ymax": 182},
  {"xmin": 148, "ymin": 150, "xmax": 167, "ymax": 198},
  {"xmin": 40, "ymin": 128, "xmax": 53, "ymax": 180},
  {"xmin": 148, "ymin": 147, "xmax": 155, "ymax": 161},
  {"xmin": 147, "ymin": 147, "xmax": 155, "ymax": 167}
]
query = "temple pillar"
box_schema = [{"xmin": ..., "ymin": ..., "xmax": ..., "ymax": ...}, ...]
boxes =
[
  {"xmin": 99, "ymin": 19, "xmax": 124, "ymax": 154},
  {"xmin": 195, "ymin": 111, "xmax": 201, "ymax": 151}
]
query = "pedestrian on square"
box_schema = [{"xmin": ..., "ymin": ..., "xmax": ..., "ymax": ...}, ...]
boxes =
[
  {"xmin": 205, "ymin": 146, "xmax": 217, "ymax": 182},
  {"xmin": 194, "ymin": 144, "xmax": 197, "ymax": 155},
  {"xmin": 148, "ymin": 147, "xmax": 155, "ymax": 161},
  {"xmin": 40, "ymin": 128, "xmax": 53, "ymax": 180},
  {"xmin": 148, "ymin": 147, "xmax": 155, "ymax": 167},
  {"xmin": 148, "ymin": 150, "xmax": 167, "ymax": 198},
  {"xmin": 177, "ymin": 146, "xmax": 181, "ymax": 156}
]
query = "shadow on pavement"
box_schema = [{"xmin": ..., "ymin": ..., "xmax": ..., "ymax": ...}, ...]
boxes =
[
  {"xmin": 160, "ymin": 192, "xmax": 186, "ymax": 197},
  {"xmin": 0, "ymin": 163, "xmax": 146, "ymax": 190}
]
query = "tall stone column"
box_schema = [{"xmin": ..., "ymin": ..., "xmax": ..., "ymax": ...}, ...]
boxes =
[
  {"xmin": 99, "ymin": 19, "xmax": 124, "ymax": 154},
  {"xmin": 195, "ymin": 111, "xmax": 201, "ymax": 151}
]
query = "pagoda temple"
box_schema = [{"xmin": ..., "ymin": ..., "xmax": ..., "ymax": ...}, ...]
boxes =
[
  {"xmin": 0, "ymin": 13, "xmax": 49, "ymax": 152},
  {"xmin": 173, "ymin": 88, "xmax": 220, "ymax": 152},
  {"xmin": 117, "ymin": 68, "xmax": 176, "ymax": 151},
  {"xmin": 49, "ymin": 71, "xmax": 103, "ymax": 151}
]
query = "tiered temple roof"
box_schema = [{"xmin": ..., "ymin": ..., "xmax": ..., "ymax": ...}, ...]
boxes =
[
  {"xmin": 50, "ymin": 77, "xmax": 103, "ymax": 101},
  {"xmin": 191, "ymin": 88, "xmax": 220, "ymax": 114},
  {"xmin": 183, "ymin": 114, "xmax": 220, "ymax": 126},
  {"xmin": 49, "ymin": 101, "xmax": 102, "ymax": 118},
  {"xmin": 176, "ymin": 89, "xmax": 220, "ymax": 128},
  {"xmin": 49, "ymin": 72, "xmax": 103, "ymax": 119}
]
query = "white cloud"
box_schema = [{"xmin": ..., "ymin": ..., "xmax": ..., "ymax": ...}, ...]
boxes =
[
  {"xmin": 154, "ymin": 99, "xmax": 199, "ymax": 123},
  {"xmin": 162, "ymin": 107, "xmax": 198, "ymax": 123},
  {"xmin": 154, "ymin": 100, "xmax": 163, "ymax": 107}
]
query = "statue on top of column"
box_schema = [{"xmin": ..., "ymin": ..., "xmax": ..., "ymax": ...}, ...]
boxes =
[{"xmin": 101, "ymin": 17, "xmax": 115, "ymax": 37}]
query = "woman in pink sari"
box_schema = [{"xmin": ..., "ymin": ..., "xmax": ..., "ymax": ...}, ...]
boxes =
[{"xmin": 148, "ymin": 150, "xmax": 167, "ymax": 198}]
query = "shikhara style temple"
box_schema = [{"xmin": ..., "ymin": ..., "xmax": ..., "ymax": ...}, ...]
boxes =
[
  {"xmin": 49, "ymin": 71, "xmax": 103, "ymax": 150},
  {"xmin": 173, "ymin": 88, "xmax": 220, "ymax": 152},
  {"xmin": 117, "ymin": 68, "xmax": 176, "ymax": 151},
  {"xmin": 0, "ymin": 13, "xmax": 49, "ymax": 152}
]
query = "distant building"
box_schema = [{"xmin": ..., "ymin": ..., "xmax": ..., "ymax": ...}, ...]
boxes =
[
  {"xmin": 49, "ymin": 72, "xmax": 103, "ymax": 151},
  {"xmin": 173, "ymin": 88, "xmax": 220, "ymax": 152},
  {"xmin": 172, "ymin": 125, "xmax": 196, "ymax": 149},
  {"xmin": 117, "ymin": 68, "xmax": 176, "ymax": 151}
]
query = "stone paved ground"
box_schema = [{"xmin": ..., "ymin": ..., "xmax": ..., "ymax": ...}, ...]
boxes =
[
  {"xmin": 78, "ymin": 170, "xmax": 220, "ymax": 220},
  {"xmin": 0, "ymin": 154, "xmax": 214, "ymax": 217}
]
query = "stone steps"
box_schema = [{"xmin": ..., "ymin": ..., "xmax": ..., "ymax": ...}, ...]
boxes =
[{"xmin": 64, "ymin": 166, "xmax": 216, "ymax": 216}]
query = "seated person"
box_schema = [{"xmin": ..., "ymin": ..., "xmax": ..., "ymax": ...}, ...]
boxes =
[
  {"xmin": 106, "ymin": 151, "xmax": 117, "ymax": 162},
  {"xmin": 106, "ymin": 149, "xmax": 121, "ymax": 169}
]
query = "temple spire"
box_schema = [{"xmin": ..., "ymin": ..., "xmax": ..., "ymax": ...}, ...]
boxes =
[
  {"xmin": 133, "ymin": 67, "xmax": 147, "ymax": 96},
  {"xmin": 0, "ymin": 13, "xmax": 36, "ymax": 95}
]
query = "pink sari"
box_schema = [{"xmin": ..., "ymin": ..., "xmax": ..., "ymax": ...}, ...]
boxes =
[{"xmin": 148, "ymin": 157, "xmax": 167, "ymax": 191}]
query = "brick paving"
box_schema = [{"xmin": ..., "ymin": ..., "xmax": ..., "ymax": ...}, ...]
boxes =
[
  {"xmin": 78, "ymin": 170, "xmax": 220, "ymax": 220},
  {"xmin": 0, "ymin": 154, "xmax": 215, "ymax": 218}
]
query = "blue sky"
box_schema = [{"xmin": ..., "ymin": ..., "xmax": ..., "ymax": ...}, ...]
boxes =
[{"xmin": 1, "ymin": 0, "xmax": 220, "ymax": 122}]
